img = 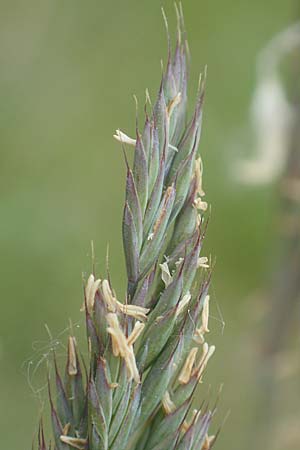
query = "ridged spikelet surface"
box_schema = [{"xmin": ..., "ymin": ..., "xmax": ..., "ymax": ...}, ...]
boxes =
[{"xmin": 36, "ymin": 6, "xmax": 219, "ymax": 450}]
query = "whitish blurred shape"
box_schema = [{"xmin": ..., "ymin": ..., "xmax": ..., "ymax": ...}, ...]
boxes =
[{"xmin": 236, "ymin": 23, "xmax": 300, "ymax": 184}]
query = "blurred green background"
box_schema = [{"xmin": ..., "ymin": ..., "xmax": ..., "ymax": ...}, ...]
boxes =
[{"xmin": 0, "ymin": 0, "xmax": 298, "ymax": 448}]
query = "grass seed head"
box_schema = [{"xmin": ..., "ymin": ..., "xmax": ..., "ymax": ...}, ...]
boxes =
[{"xmin": 35, "ymin": 5, "xmax": 220, "ymax": 450}]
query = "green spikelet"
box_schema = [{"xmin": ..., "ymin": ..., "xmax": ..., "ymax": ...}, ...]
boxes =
[{"xmin": 36, "ymin": 5, "xmax": 219, "ymax": 450}]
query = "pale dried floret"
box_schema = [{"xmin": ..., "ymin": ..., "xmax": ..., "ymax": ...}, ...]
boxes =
[
  {"xmin": 153, "ymin": 186, "xmax": 174, "ymax": 236},
  {"xmin": 195, "ymin": 157, "xmax": 205, "ymax": 197},
  {"xmin": 126, "ymin": 321, "xmax": 145, "ymax": 346},
  {"xmin": 113, "ymin": 129, "xmax": 136, "ymax": 146},
  {"xmin": 60, "ymin": 436, "xmax": 87, "ymax": 450},
  {"xmin": 62, "ymin": 423, "xmax": 71, "ymax": 436},
  {"xmin": 181, "ymin": 409, "xmax": 200, "ymax": 432},
  {"xmin": 102, "ymin": 279, "xmax": 149, "ymax": 320},
  {"xmin": 155, "ymin": 315, "xmax": 164, "ymax": 323},
  {"xmin": 160, "ymin": 261, "xmax": 173, "ymax": 287},
  {"xmin": 193, "ymin": 328, "xmax": 205, "ymax": 345},
  {"xmin": 167, "ymin": 92, "xmax": 182, "ymax": 118},
  {"xmin": 67, "ymin": 336, "xmax": 77, "ymax": 376},
  {"xmin": 201, "ymin": 295, "xmax": 210, "ymax": 333},
  {"xmin": 175, "ymin": 257, "xmax": 184, "ymax": 267},
  {"xmin": 194, "ymin": 197, "xmax": 208, "ymax": 211},
  {"xmin": 118, "ymin": 303, "xmax": 149, "ymax": 321},
  {"xmin": 202, "ymin": 434, "xmax": 215, "ymax": 449},
  {"xmin": 106, "ymin": 313, "xmax": 140, "ymax": 383},
  {"xmin": 197, "ymin": 256, "xmax": 209, "ymax": 269},
  {"xmin": 193, "ymin": 295, "xmax": 210, "ymax": 343},
  {"xmin": 106, "ymin": 313, "xmax": 129, "ymax": 357},
  {"xmin": 194, "ymin": 342, "xmax": 209, "ymax": 372},
  {"xmin": 162, "ymin": 390, "xmax": 176, "ymax": 414},
  {"xmin": 193, "ymin": 342, "xmax": 216, "ymax": 381},
  {"xmin": 83, "ymin": 274, "xmax": 101, "ymax": 314},
  {"xmin": 175, "ymin": 291, "xmax": 191, "ymax": 318},
  {"xmin": 196, "ymin": 213, "xmax": 202, "ymax": 227},
  {"xmin": 124, "ymin": 345, "xmax": 140, "ymax": 383},
  {"xmin": 193, "ymin": 158, "xmax": 207, "ymax": 211},
  {"xmin": 178, "ymin": 347, "xmax": 198, "ymax": 384},
  {"xmin": 101, "ymin": 279, "xmax": 118, "ymax": 312}
]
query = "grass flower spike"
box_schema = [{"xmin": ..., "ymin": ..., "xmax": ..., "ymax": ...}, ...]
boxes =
[{"xmin": 36, "ymin": 6, "xmax": 220, "ymax": 450}]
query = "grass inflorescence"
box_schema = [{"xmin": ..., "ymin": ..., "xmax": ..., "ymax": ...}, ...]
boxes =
[{"xmin": 35, "ymin": 5, "xmax": 219, "ymax": 450}]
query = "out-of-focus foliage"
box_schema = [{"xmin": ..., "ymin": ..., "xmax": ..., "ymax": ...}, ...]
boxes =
[{"xmin": 0, "ymin": 0, "xmax": 295, "ymax": 448}]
